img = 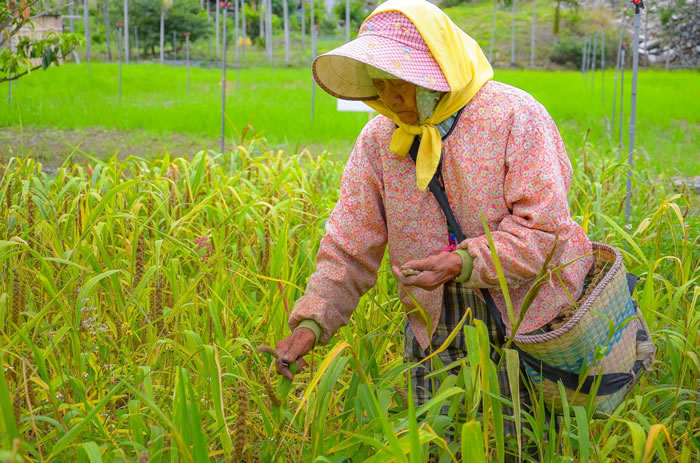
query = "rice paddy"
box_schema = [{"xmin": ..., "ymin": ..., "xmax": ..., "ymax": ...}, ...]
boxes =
[
  {"xmin": 2, "ymin": 64, "xmax": 698, "ymax": 174},
  {"xmin": 0, "ymin": 124, "xmax": 697, "ymax": 460}
]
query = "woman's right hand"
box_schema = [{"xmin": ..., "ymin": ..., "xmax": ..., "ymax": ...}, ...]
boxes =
[{"xmin": 275, "ymin": 328, "xmax": 316, "ymax": 380}]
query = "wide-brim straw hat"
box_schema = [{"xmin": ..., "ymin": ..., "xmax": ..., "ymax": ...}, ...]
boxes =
[{"xmin": 312, "ymin": 11, "xmax": 451, "ymax": 101}]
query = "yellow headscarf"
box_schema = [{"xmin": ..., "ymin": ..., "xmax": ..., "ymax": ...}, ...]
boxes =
[{"xmin": 361, "ymin": 0, "xmax": 494, "ymax": 191}]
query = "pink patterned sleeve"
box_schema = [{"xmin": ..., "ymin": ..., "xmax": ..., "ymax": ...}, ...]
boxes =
[
  {"xmin": 462, "ymin": 98, "xmax": 587, "ymax": 289},
  {"xmin": 288, "ymin": 125, "xmax": 388, "ymax": 345}
]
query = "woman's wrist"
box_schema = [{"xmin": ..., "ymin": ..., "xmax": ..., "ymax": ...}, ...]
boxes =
[
  {"xmin": 445, "ymin": 252, "xmax": 463, "ymax": 279},
  {"xmin": 453, "ymin": 249, "xmax": 473, "ymax": 283},
  {"xmin": 296, "ymin": 319, "xmax": 322, "ymax": 347}
]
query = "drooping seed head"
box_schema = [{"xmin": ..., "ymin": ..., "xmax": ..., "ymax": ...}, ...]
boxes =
[{"xmin": 133, "ymin": 234, "xmax": 145, "ymax": 289}]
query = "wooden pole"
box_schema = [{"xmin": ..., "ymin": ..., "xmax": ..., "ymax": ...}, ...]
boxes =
[
  {"xmin": 601, "ymin": 24, "xmax": 605, "ymax": 103},
  {"xmin": 619, "ymin": 43, "xmax": 625, "ymax": 156},
  {"xmin": 207, "ymin": 0, "xmax": 211, "ymax": 56},
  {"xmin": 84, "ymin": 0, "xmax": 90, "ymax": 71},
  {"xmin": 346, "ymin": 0, "xmax": 350, "ymax": 42},
  {"xmin": 489, "ymin": 0, "xmax": 496, "ymax": 64},
  {"xmin": 301, "ymin": 0, "xmax": 305, "ymax": 51},
  {"xmin": 241, "ymin": 0, "xmax": 247, "ymax": 60},
  {"xmin": 611, "ymin": 26, "xmax": 623, "ymax": 133},
  {"xmin": 69, "ymin": 0, "xmax": 76, "ymax": 32},
  {"xmin": 160, "ymin": 10, "xmax": 165, "ymax": 63},
  {"xmin": 626, "ymin": 2, "xmax": 642, "ymax": 223},
  {"xmin": 283, "ymin": 0, "xmax": 290, "ymax": 64},
  {"xmin": 134, "ymin": 26, "xmax": 140, "ymax": 62},
  {"xmin": 265, "ymin": 0, "xmax": 272, "ymax": 62},
  {"xmin": 185, "ymin": 33, "xmax": 191, "ymax": 94},
  {"xmin": 216, "ymin": 0, "xmax": 221, "ymax": 57},
  {"xmin": 259, "ymin": 0, "xmax": 264, "ymax": 40},
  {"xmin": 510, "ymin": 0, "xmax": 516, "ymax": 66},
  {"xmin": 310, "ymin": 0, "xmax": 316, "ymax": 121},
  {"xmin": 105, "ymin": 0, "xmax": 112, "ymax": 61},
  {"xmin": 221, "ymin": 2, "xmax": 230, "ymax": 154},
  {"xmin": 69, "ymin": 1, "xmax": 81, "ymax": 63},
  {"xmin": 530, "ymin": 0, "xmax": 536, "ymax": 68},
  {"xmin": 117, "ymin": 24, "xmax": 123, "ymax": 103},
  {"xmin": 590, "ymin": 32, "xmax": 597, "ymax": 89},
  {"xmin": 234, "ymin": 0, "xmax": 240, "ymax": 62},
  {"xmin": 124, "ymin": 0, "xmax": 129, "ymax": 64}
]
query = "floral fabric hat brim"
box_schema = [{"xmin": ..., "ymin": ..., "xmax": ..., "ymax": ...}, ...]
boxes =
[{"xmin": 312, "ymin": 12, "xmax": 450, "ymax": 101}]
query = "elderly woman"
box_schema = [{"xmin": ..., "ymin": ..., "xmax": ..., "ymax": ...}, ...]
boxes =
[{"xmin": 275, "ymin": 0, "xmax": 592, "ymax": 444}]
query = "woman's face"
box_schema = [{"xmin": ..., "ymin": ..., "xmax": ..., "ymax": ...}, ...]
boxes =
[{"xmin": 372, "ymin": 79, "xmax": 419, "ymax": 124}]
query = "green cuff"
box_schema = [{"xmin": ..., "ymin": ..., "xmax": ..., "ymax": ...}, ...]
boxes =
[
  {"xmin": 296, "ymin": 319, "xmax": 322, "ymax": 347},
  {"xmin": 454, "ymin": 249, "xmax": 474, "ymax": 283}
]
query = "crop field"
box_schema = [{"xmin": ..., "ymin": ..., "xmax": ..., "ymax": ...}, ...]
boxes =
[
  {"xmin": 0, "ymin": 124, "xmax": 698, "ymax": 461},
  {"xmin": 2, "ymin": 64, "xmax": 698, "ymax": 174}
]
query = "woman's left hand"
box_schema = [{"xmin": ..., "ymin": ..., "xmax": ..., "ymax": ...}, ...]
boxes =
[{"xmin": 391, "ymin": 252, "xmax": 463, "ymax": 291}]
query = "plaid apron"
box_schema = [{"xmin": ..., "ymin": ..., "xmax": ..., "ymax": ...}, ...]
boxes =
[{"xmin": 403, "ymin": 281, "xmax": 531, "ymax": 439}]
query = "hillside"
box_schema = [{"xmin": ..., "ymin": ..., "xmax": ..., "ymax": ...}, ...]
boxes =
[{"xmin": 443, "ymin": 0, "xmax": 622, "ymax": 69}]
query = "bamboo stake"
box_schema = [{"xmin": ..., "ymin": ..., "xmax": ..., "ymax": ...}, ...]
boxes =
[
  {"xmin": 185, "ymin": 32, "xmax": 191, "ymax": 94},
  {"xmin": 160, "ymin": 9, "xmax": 165, "ymax": 63},
  {"xmin": 582, "ymin": 34, "xmax": 588, "ymax": 75},
  {"xmin": 590, "ymin": 32, "xmax": 597, "ymax": 89},
  {"xmin": 601, "ymin": 24, "xmax": 605, "ymax": 103},
  {"xmin": 117, "ymin": 23, "xmax": 122, "ymax": 102},
  {"xmin": 217, "ymin": 0, "xmax": 221, "ymax": 57},
  {"xmin": 611, "ymin": 25, "xmax": 623, "ymax": 133},
  {"xmin": 619, "ymin": 43, "xmax": 626, "ymax": 156},
  {"xmin": 530, "ymin": 0, "xmax": 536, "ymax": 68},
  {"xmin": 241, "ymin": 0, "xmax": 247, "ymax": 60},
  {"xmin": 221, "ymin": 1, "xmax": 231, "ymax": 154},
  {"xmin": 84, "ymin": 0, "xmax": 90, "ymax": 71},
  {"xmin": 283, "ymin": 0, "xmax": 290, "ymax": 64},
  {"xmin": 124, "ymin": 0, "xmax": 129, "ymax": 64},
  {"xmin": 489, "ymin": 0, "xmax": 496, "ymax": 63},
  {"xmin": 346, "ymin": 0, "xmax": 350, "ymax": 43},
  {"xmin": 234, "ymin": 0, "xmax": 240, "ymax": 62},
  {"xmin": 626, "ymin": 1, "xmax": 643, "ymax": 223},
  {"xmin": 510, "ymin": 0, "xmax": 516, "ymax": 66}
]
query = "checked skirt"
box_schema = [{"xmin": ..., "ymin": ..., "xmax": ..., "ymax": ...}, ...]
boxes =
[{"xmin": 403, "ymin": 281, "xmax": 532, "ymax": 439}]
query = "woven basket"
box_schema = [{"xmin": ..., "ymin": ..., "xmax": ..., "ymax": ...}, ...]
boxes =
[{"xmin": 514, "ymin": 242, "xmax": 656, "ymax": 415}]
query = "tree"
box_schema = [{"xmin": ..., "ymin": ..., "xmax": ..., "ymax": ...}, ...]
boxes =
[
  {"xmin": 333, "ymin": 0, "xmax": 367, "ymax": 35},
  {"xmin": 1, "ymin": 1, "xmax": 83, "ymax": 82},
  {"xmin": 553, "ymin": 0, "xmax": 579, "ymax": 44},
  {"xmin": 122, "ymin": 0, "xmax": 209, "ymax": 57}
]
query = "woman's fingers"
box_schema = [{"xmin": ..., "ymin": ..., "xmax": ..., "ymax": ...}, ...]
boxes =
[
  {"xmin": 276, "ymin": 357, "xmax": 294, "ymax": 380},
  {"xmin": 392, "ymin": 263, "xmax": 442, "ymax": 290},
  {"xmin": 274, "ymin": 329, "xmax": 315, "ymax": 379},
  {"xmin": 401, "ymin": 252, "xmax": 451, "ymax": 271},
  {"xmin": 400, "ymin": 257, "xmax": 433, "ymax": 271}
]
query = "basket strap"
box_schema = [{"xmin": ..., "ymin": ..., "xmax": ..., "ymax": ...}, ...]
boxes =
[{"xmin": 626, "ymin": 273, "xmax": 639, "ymax": 295}]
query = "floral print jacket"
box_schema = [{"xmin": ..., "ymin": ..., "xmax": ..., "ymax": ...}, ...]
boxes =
[{"xmin": 289, "ymin": 80, "xmax": 594, "ymax": 351}]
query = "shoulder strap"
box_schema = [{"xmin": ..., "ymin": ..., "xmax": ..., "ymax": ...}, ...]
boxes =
[{"xmin": 407, "ymin": 137, "xmax": 466, "ymax": 243}]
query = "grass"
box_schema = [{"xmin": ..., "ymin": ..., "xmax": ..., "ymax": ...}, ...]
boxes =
[
  {"xmin": 0, "ymin": 133, "xmax": 697, "ymax": 461},
  {"xmin": 2, "ymin": 63, "xmax": 699, "ymax": 175}
]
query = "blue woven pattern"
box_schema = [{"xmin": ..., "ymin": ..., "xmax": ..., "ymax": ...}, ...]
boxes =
[
  {"xmin": 519, "ymin": 278, "xmax": 633, "ymax": 369},
  {"xmin": 528, "ymin": 297, "xmax": 636, "ymax": 376}
]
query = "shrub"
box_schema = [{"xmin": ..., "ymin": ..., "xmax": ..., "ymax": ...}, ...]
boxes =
[{"xmin": 549, "ymin": 36, "xmax": 584, "ymax": 68}]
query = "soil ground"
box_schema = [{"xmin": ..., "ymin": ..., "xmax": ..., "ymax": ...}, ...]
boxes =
[
  {"xmin": 0, "ymin": 126, "xmax": 351, "ymax": 170},
  {"xmin": 0, "ymin": 127, "xmax": 228, "ymax": 169}
]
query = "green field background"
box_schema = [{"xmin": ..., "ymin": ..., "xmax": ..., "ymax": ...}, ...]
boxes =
[{"xmin": 2, "ymin": 64, "xmax": 698, "ymax": 174}]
